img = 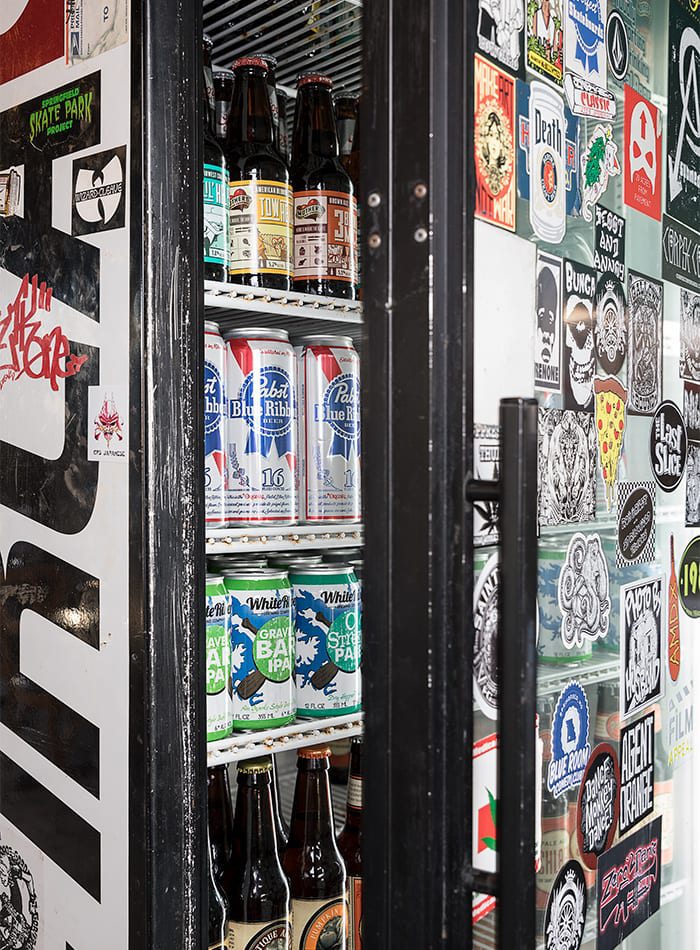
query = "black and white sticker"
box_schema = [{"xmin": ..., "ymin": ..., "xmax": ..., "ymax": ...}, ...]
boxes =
[
  {"xmin": 662, "ymin": 214, "xmax": 700, "ymax": 293},
  {"xmin": 576, "ymin": 743, "xmax": 620, "ymax": 870},
  {"xmin": 476, "ymin": 0, "xmax": 525, "ymax": 75},
  {"xmin": 473, "ymin": 553, "xmax": 499, "ymax": 720},
  {"xmin": 650, "ymin": 400, "xmax": 687, "ymax": 492},
  {"xmin": 535, "ymin": 250, "xmax": 562, "ymax": 391},
  {"xmin": 594, "ymin": 272, "xmax": 627, "ymax": 375},
  {"xmin": 473, "ymin": 424, "xmax": 500, "ymax": 547},
  {"xmin": 538, "ymin": 409, "xmax": 596, "ymax": 528},
  {"xmin": 558, "ymin": 532, "xmax": 611, "ymax": 650},
  {"xmin": 683, "ymin": 382, "xmax": 700, "ymax": 442},
  {"xmin": 686, "ymin": 443, "xmax": 700, "ymax": 527},
  {"xmin": 667, "ymin": 0, "xmax": 700, "ymax": 228},
  {"xmin": 606, "ymin": 11, "xmax": 629, "ymax": 82},
  {"xmin": 594, "ymin": 205, "xmax": 625, "ymax": 281},
  {"xmin": 616, "ymin": 481, "xmax": 655, "ymax": 567},
  {"xmin": 627, "ymin": 270, "xmax": 663, "ymax": 415},
  {"xmin": 544, "ymin": 860, "xmax": 587, "ymax": 950},
  {"xmin": 619, "ymin": 711, "xmax": 655, "ymax": 835},
  {"xmin": 72, "ymin": 145, "xmax": 126, "ymax": 236},
  {"xmin": 620, "ymin": 575, "xmax": 664, "ymax": 720},
  {"xmin": 563, "ymin": 259, "xmax": 596, "ymax": 412},
  {"xmin": 680, "ymin": 288, "xmax": 700, "ymax": 382}
]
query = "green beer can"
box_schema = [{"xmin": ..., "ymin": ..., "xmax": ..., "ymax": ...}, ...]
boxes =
[{"xmin": 206, "ymin": 574, "xmax": 233, "ymax": 741}]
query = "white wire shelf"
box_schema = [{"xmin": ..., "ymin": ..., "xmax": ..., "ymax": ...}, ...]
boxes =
[
  {"xmin": 208, "ymin": 711, "xmax": 364, "ymax": 764},
  {"xmin": 206, "ymin": 522, "xmax": 363, "ymax": 553},
  {"xmin": 537, "ymin": 654, "xmax": 619, "ymax": 696},
  {"xmin": 205, "ymin": 280, "xmax": 363, "ymax": 327}
]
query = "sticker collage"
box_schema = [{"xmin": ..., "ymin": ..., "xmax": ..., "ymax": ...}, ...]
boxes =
[{"xmin": 474, "ymin": 1, "xmax": 697, "ymax": 948}]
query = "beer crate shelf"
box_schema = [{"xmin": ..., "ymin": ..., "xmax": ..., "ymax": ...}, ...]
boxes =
[
  {"xmin": 207, "ymin": 711, "xmax": 364, "ymax": 765},
  {"xmin": 537, "ymin": 654, "xmax": 619, "ymax": 696},
  {"xmin": 206, "ymin": 522, "xmax": 363, "ymax": 553}
]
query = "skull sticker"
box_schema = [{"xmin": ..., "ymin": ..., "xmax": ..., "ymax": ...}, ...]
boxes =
[
  {"xmin": 594, "ymin": 272, "xmax": 627, "ymax": 375},
  {"xmin": 563, "ymin": 260, "xmax": 596, "ymax": 412}
]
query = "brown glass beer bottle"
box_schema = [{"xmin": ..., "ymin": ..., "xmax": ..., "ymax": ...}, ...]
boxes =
[
  {"xmin": 291, "ymin": 74, "xmax": 358, "ymax": 300},
  {"xmin": 207, "ymin": 764, "xmax": 234, "ymax": 881},
  {"xmin": 336, "ymin": 736, "xmax": 362, "ymax": 949},
  {"xmin": 203, "ymin": 35, "xmax": 229, "ymax": 283},
  {"xmin": 225, "ymin": 57, "xmax": 293, "ymax": 290},
  {"xmin": 222, "ymin": 757, "xmax": 291, "ymax": 947},
  {"xmin": 208, "ymin": 830, "xmax": 228, "ymax": 949},
  {"xmin": 283, "ymin": 746, "xmax": 348, "ymax": 950}
]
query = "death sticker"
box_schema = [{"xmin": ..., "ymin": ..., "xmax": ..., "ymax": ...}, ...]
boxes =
[
  {"xmin": 474, "ymin": 55, "xmax": 517, "ymax": 232},
  {"xmin": 667, "ymin": 0, "xmax": 700, "ymax": 229},
  {"xmin": 473, "ymin": 553, "xmax": 499, "ymax": 720},
  {"xmin": 678, "ymin": 535, "xmax": 700, "ymax": 617},
  {"xmin": 535, "ymin": 251, "xmax": 563, "ymax": 390},
  {"xmin": 580, "ymin": 124, "xmax": 620, "ymax": 222},
  {"xmin": 619, "ymin": 712, "xmax": 654, "ymax": 835},
  {"xmin": 687, "ymin": 444, "xmax": 700, "ymax": 526},
  {"xmin": 627, "ymin": 271, "xmax": 663, "ymax": 416},
  {"xmin": 527, "ymin": 0, "xmax": 564, "ymax": 87},
  {"xmin": 650, "ymin": 401, "xmax": 687, "ymax": 492},
  {"xmin": 558, "ymin": 533, "xmax": 611, "ymax": 651},
  {"xmin": 616, "ymin": 481, "xmax": 655, "ymax": 567},
  {"xmin": 680, "ymin": 289, "xmax": 700, "ymax": 382},
  {"xmin": 576, "ymin": 743, "xmax": 619, "ymax": 870},
  {"xmin": 593, "ymin": 205, "xmax": 625, "ymax": 281},
  {"xmin": 623, "ymin": 85, "xmax": 661, "ymax": 221},
  {"xmin": 476, "ymin": 0, "xmax": 525, "ymax": 75},
  {"xmin": 597, "ymin": 817, "xmax": 661, "ymax": 950},
  {"xmin": 547, "ymin": 682, "xmax": 591, "ymax": 798},
  {"xmin": 473, "ymin": 424, "xmax": 500, "ymax": 547},
  {"xmin": 528, "ymin": 81, "xmax": 567, "ymax": 242},
  {"xmin": 683, "ymin": 382, "xmax": 700, "ymax": 442},
  {"xmin": 563, "ymin": 260, "xmax": 596, "ymax": 412},
  {"xmin": 593, "ymin": 375, "xmax": 627, "ymax": 509},
  {"xmin": 537, "ymin": 409, "xmax": 596, "ymax": 528},
  {"xmin": 620, "ymin": 575, "xmax": 663, "ymax": 721},
  {"xmin": 544, "ymin": 860, "xmax": 587, "ymax": 950}
]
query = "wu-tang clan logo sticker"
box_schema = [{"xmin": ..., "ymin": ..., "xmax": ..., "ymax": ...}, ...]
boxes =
[
  {"xmin": 544, "ymin": 860, "xmax": 587, "ymax": 950},
  {"xmin": 0, "ymin": 843, "xmax": 39, "ymax": 949},
  {"xmin": 72, "ymin": 146, "xmax": 127, "ymax": 236}
]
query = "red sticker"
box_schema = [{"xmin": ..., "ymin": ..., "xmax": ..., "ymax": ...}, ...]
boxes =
[
  {"xmin": 474, "ymin": 54, "xmax": 516, "ymax": 232},
  {"xmin": 623, "ymin": 84, "xmax": 662, "ymax": 221},
  {"xmin": 0, "ymin": 0, "xmax": 64, "ymax": 85}
]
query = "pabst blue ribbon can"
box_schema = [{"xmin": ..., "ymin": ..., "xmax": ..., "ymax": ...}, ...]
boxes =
[
  {"xmin": 204, "ymin": 321, "xmax": 227, "ymax": 526},
  {"xmin": 296, "ymin": 334, "xmax": 361, "ymax": 523},
  {"xmin": 224, "ymin": 327, "xmax": 297, "ymax": 525}
]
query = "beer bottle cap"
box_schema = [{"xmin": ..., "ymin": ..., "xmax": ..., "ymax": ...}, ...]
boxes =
[
  {"xmin": 297, "ymin": 73, "xmax": 333, "ymax": 89},
  {"xmin": 250, "ymin": 52, "xmax": 279, "ymax": 70},
  {"xmin": 298, "ymin": 745, "xmax": 331, "ymax": 759},
  {"xmin": 232, "ymin": 56, "xmax": 268, "ymax": 73},
  {"xmin": 238, "ymin": 757, "xmax": 273, "ymax": 775}
]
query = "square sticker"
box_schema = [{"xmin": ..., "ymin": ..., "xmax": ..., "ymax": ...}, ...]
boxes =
[
  {"xmin": 87, "ymin": 385, "xmax": 128, "ymax": 463},
  {"xmin": 624, "ymin": 85, "xmax": 662, "ymax": 221}
]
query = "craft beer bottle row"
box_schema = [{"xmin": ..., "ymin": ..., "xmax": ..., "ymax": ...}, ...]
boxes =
[
  {"xmin": 203, "ymin": 35, "xmax": 360, "ymax": 297},
  {"xmin": 205, "ymin": 325, "xmax": 361, "ymax": 526},
  {"xmin": 209, "ymin": 741, "xmax": 364, "ymax": 950}
]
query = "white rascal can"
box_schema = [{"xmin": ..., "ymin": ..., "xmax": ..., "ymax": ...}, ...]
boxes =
[
  {"xmin": 204, "ymin": 321, "xmax": 227, "ymax": 526},
  {"xmin": 206, "ymin": 574, "xmax": 233, "ymax": 741},
  {"xmin": 290, "ymin": 564, "xmax": 362, "ymax": 717},
  {"xmin": 224, "ymin": 327, "xmax": 297, "ymax": 525},
  {"xmin": 296, "ymin": 335, "xmax": 361, "ymax": 523}
]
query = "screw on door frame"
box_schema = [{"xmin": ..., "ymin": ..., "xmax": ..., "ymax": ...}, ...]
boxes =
[
  {"xmin": 414, "ymin": 227, "xmax": 428, "ymax": 243},
  {"xmin": 367, "ymin": 191, "xmax": 381, "ymax": 208},
  {"xmin": 413, "ymin": 182, "xmax": 427, "ymax": 199},
  {"xmin": 368, "ymin": 232, "xmax": 382, "ymax": 249}
]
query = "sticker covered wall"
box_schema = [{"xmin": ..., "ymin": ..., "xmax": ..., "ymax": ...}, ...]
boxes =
[{"xmin": 0, "ymin": 10, "xmax": 133, "ymax": 950}]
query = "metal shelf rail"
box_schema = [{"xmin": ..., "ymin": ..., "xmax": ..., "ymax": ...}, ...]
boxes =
[{"xmin": 206, "ymin": 522, "xmax": 364, "ymax": 553}]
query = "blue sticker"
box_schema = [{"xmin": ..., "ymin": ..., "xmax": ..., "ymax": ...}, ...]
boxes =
[
  {"xmin": 547, "ymin": 681, "xmax": 591, "ymax": 798},
  {"xmin": 517, "ymin": 80, "xmax": 581, "ymax": 216}
]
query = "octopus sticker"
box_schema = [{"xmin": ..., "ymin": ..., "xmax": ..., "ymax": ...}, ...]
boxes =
[{"xmin": 558, "ymin": 532, "xmax": 611, "ymax": 650}]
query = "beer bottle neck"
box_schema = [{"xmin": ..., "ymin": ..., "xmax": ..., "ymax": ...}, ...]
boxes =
[
  {"xmin": 288, "ymin": 762, "xmax": 337, "ymax": 848},
  {"xmin": 232, "ymin": 775, "xmax": 280, "ymax": 866},
  {"xmin": 203, "ymin": 43, "xmax": 216, "ymax": 138},
  {"xmin": 228, "ymin": 69, "xmax": 275, "ymax": 147},
  {"xmin": 292, "ymin": 85, "xmax": 339, "ymax": 166},
  {"xmin": 208, "ymin": 766, "xmax": 234, "ymax": 878},
  {"xmin": 343, "ymin": 742, "xmax": 363, "ymax": 831}
]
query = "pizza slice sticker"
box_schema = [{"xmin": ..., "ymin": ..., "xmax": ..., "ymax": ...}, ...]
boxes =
[{"xmin": 594, "ymin": 375, "xmax": 627, "ymax": 509}]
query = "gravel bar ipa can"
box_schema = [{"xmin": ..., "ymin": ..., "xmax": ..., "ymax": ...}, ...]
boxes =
[
  {"xmin": 290, "ymin": 564, "xmax": 362, "ymax": 716},
  {"xmin": 296, "ymin": 335, "xmax": 361, "ymax": 523},
  {"xmin": 206, "ymin": 574, "xmax": 233, "ymax": 741},
  {"xmin": 204, "ymin": 322, "xmax": 227, "ymax": 526},
  {"xmin": 225, "ymin": 327, "xmax": 297, "ymax": 525},
  {"xmin": 223, "ymin": 569, "xmax": 295, "ymax": 728}
]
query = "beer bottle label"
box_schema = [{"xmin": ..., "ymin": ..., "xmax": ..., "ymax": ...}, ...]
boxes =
[
  {"xmin": 291, "ymin": 897, "xmax": 347, "ymax": 950},
  {"xmin": 204, "ymin": 163, "xmax": 229, "ymax": 268},
  {"xmin": 226, "ymin": 918, "xmax": 290, "ymax": 949},
  {"xmin": 337, "ymin": 118, "xmax": 356, "ymax": 157},
  {"xmin": 347, "ymin": 878, "xmax": 362, "ymax": 950},
  {"xmin": 347, "ymin": 775, "xmax": 363, "ymax": 810},
  {"xmin": 215, "ymin": 102, "xmax": 229, "ymax": 142},
  {"xmin": 293, "ymin": 191, "xmax": 358, "ymax": 285},
  {"xmin": 228, "ymin": 179, "xmax": 293, "ymax": 279}
]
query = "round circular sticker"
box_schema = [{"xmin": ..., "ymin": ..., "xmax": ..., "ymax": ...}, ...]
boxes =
[
  {"xmin": 679, "ymin": 535, "xmax": 700, "ymax": 618},
  {"xmin": 540, "ymin": 152, "xmax": 558, "ymax": 203},
  {"xmin": 544, "ymin": 860, "xmax": 587, "ymax": 950},
  {"xmin": 649, "ymin": 401, "xmax": 687, "ymax": 492},
  {"xmin": 253, "ymin": 617, "xmax": 293, "ymax": 683},
  {"xmin": 576, "ymin": 743, "xmax": 620, "ymax": 870},
  {"xmin": 606, "ymin": 11, "xmax": 630, "ymax": 82}
]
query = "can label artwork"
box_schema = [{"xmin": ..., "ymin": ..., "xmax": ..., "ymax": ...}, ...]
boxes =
[
  {"xmin": 297, "ymin": 340, "xmax": 361, "ymax": 522},
  {"xmin": 292, "ymin": 569, "xmax": 362, "ymax": 715},
  {"xmin": 225, "ymin": 574, "xmax": 294, "ymax": 728},
  {"xmin": 226, "ymin": 335, "xmax": 297, "ymax": 524},
  {"xmin": 204, "ymin": 326, "xmax": 227, "ymax": 525},
  {"xmin": 228, "ymin": 179, "xmax": 293, "ymax": 279},
  {"xmin": 293, "ymin": 191, "xmax": 358, "ymax": 285},
  {"xmin": 206, "ymin": 579, "xmax": 232, "ymax": 741}
]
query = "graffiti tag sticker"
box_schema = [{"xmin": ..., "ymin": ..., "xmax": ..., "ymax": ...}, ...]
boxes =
[
  {"xmin": 678, "ymin": 535, "xmax": 700, "ymax": 617},
  {"xmin": 680, "ymin": 289, "xmax": 700, "ymax": 382},
  {"xmin": 580, "ymin": 124, "xmax": 620, "ymax": 222},
  {"xmin": 627, "ymin": 271, "xmax": 662, "ymax": 416},
  {"xmin": 473, "ymin": 553, "xmax": 499, "ymax": 720},
  {"xmin": 526, "ymin": 0, "xmax": 564, "ymax": 87},
  {"xmin": 593, "ymin": 205, "xmax": 625, "ymax": 280},
  {"xmin": 474, "ymin": 55, "xmax": 516, "ymax": 232},
  {"xmin": 620, "ymin": 576, "xmax": 663, "ymax": 720},
  {"xmin": 619, "ymin": 712, "xmax": 654, "ymax": 835},
  {"xmin": 593, "ymin": 375, "xmax": 627, "ymax": 509},
  {"xmin": 476, "ymin": 0, "xmax": 525, "ymax": 75},
  {"xmin": 473, "ymin": 732, "xmax": 499, "ymax": 872},
  {"xmin": 558, "ymin": 533, "xmax": 611, "ymax": 650},
  {"xmin": 576, "ymin": 743, "xmax": 619, "ymax": 870},
  {"xmin": 650, "ymin": 400, "xmax": 687, "ymax": 492},
  {"xmin": 537, "ymin": 409, "xmax": 596, "ymax": 528},
  {"xmin": 563, "ymin": 259, "xmax": 596, "ymax": 412},
  {"xmin": 687, "ymin": 443, "xmax": 700, "ymax": 526},
  {"xmin": 623, "ymin": 85, "xmax": 661, "ymax": 220},
  {"xmin": 616, "ymin": 481, "xmax": 655, "ymax": 567},
  {"xmin": 667, "ymin": 0, "xmax": 700, "ymax": 229},
  {"xmin": 534, "ymin": 251, "xmax": 562, "ymax": 390},
  {"xmin": 547, "ymin": 682, "xmax": 591, "ymax": 798},
  {"xmin": 473, "ymin": 424, "xmax": 500, "ymax": 547},
  {"xmin": 597, "ymin": 817, "xmax": 661, "ymax": 950},
  {"xmin": 544, "ymin": 860, "xmax": 587, "ymax": 950}
]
